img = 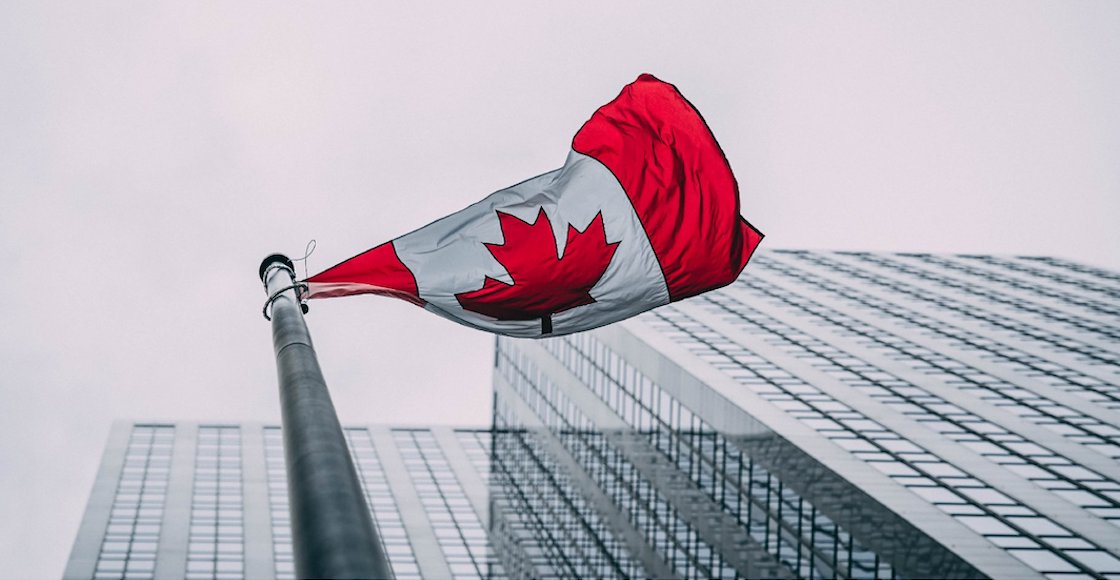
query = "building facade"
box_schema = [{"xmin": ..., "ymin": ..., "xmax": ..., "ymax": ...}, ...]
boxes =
[
  {"xmin": 64, "ymin": 423, "xmax": 503, "ymax": 580},
  {"xmin": 492, "ymin": 251, "xmax": 1120, "ymax": 579},
  {"xmin": 68, "ymin": 251, "xmax": 1120, "ymax": 579}
]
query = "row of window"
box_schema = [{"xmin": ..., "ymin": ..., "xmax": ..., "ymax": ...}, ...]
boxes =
[
  {"xmin": 394, "ymin": 430, "xmax": 506, "ymax": 580},
  {"xmin": 488, "ymin": 423, "xmax": 642, "ymax": 580},
  {"xmin": 775, "ymin": 252, "xmax": 1120, "ymax": 409},
  {"xmin": 344, "ymin": 428, "xmax": 422, "ymax": 579},
  {"xmin": 646, "ymin": 305, "xmax": 1118, "ymax": 578},
  {"xmin": 740, "ymin": 266, "xmax": 1120, "ymax": 458},
  {"xmin": 706, "ymin": 284, "xmax": 1120, "ymax": 525},
  {"xmin": 837, "ymin": 251, "xmax": 1118, "ymax": 367},
  {"xmin": 865, "ymin": 252, "xmax": 1119, "ymax": 346},
  {"xmin": 262, "ymin": 428, "xmax": 295, "ymax": 580},
  {"xmin": 904, "ymin": 254, "xmax": 1119, "ymax": 331},
  {"xmin": 978, "ymin": 255, "xmax": 1120, "ymax": 300},
  {"xmin": 94, "ymin": 425, "xmax": 514, "ymax": 580},
  {"xmin": 186, "ymin": 426, "xmax": 244, "ymax": 580},
  {"xmin": 455, "ymin": 430, "xmax": 494, "ymax": 487},
  {"xmin": 499, "ymin": 344, "xmax": 764, "ymax": 579},
  {"xmin": 94, "ymin": 425, "xmax": 175, "ymax": 580},
  {"xmin": 537, "ymin": 334, "xmax": 896, "ymax": 579}
]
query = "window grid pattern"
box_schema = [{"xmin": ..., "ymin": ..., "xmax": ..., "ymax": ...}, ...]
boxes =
[
  {"xmin": 536, "ymin": 334, "xmax": 892, "ymax": 580},
  {"xmin": 94, "ymin": 424, "xmax": 174, "ymax": 580},
  {"xmin": 186, "ymin": 426, "xmax": 244, "ymax": 579},
  {"xmin": 1016, "ymin": 256, "xmax": 1120, "ymax": 293},
  {"xmin": 964, "ymin": 255, "xmax": 1120, "ymax": 312},
  {"xmin": 915, "ymin": 254, "xmax": 1120, "ymax": 323},
  {"xmin": 843, "ymin": 251, "xmax": 1119, "ymax": 366},
  {"xmin": 768, "ymin": 252, "xmax": 1120, "ymax": 410},
  {"xmin": 343, "ymin": 428, "xmax": 421, "ymax": 579},
  {"xmin": 394, "ymin": 429, "xmax": 506, "ymax": 579},
  {"xmin": 461, "ymin": 425, "xmax": 634, "ymax": 580},
  {"xmin": 497, "ymin": 345, "xmax": 721, "ymax": 579},
  {"xmin": 262, "ymin": 427, "xmax": 294, "ymax": 580},
  {"xmin": 743, "ymin": 264, "xmax": 1120, "ymax": 458},
  {"xmin": 489, "ymin": 422, "xmax": 641, "ymax": 579},
  {"xmin": 703, "ymin": 288, "xmax": 1120, "ymax": 527},
  {"xmin": 455, "ymin": 430, "xmax": 494, "ymax": 486},
  {"xmin": 868, "ymin": 253, "xmax": 1119, "ymax": 345},
  {"xmin": 644, "ymin": 306, "xmax": 1120, "ymax": 578}
]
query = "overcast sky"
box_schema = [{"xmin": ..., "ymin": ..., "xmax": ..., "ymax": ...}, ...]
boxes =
[{"xmin": 2, "ymin": 1, "xmax": 1118, "ymax": 576}]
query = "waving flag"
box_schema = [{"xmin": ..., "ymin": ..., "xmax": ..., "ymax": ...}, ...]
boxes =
[{"xmin": 304, "ymin": 74, "xmax": 763, "ymax": 338}]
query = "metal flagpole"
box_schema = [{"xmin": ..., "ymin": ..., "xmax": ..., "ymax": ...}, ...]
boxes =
[{"xmin": 259, "ymin": 254, "xmax": 392, "ymax": 579}]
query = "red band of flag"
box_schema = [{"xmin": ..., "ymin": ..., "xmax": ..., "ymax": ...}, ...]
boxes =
[{"xmin": 573, "ymin": 74, "xmax": 763, "ymax": 301}]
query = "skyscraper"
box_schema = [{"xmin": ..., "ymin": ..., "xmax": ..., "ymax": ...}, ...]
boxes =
[
  {"xmin": 68, "ymin": 251, "xmax": 1120, "ymax": 579},
  {"xmin": 492, "ymin": 251, "xmax": 1120, "ymax": 579},
  {"xmin": 64, "ymin": 423, "xmax": 504, "ymax": 580}
]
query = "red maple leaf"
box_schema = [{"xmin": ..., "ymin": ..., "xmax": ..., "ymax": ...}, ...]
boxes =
[{"xmin": 456, "ymin": 208, "xmax": 619, "ymax": 332}]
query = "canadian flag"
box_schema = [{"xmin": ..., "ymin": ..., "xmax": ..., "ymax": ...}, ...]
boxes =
[{"xmin": 304, "ymin": 74, "xmax": 763, "ymax": 338}]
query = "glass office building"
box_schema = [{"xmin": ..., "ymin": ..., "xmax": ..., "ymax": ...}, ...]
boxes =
[
  {"xmin": 64, "ymin": 423, "xmax": 502, "ymax": 580},
  {"xmin": 67, "ymin": 251, "xmax": 1120, "ymax": 579},
  {"xmin": 493, "ymin": 251, "xmax": 1120, "ymax": 579}
]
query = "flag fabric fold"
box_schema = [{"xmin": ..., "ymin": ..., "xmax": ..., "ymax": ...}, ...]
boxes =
[{"xmin": 304, "ymin": 74, "xmax": 763, "ymax": 338}]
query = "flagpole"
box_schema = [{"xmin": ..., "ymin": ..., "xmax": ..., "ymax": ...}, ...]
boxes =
[{"xmin": 259, "ymin": 254, "xmax": 392, "ymax": 580}]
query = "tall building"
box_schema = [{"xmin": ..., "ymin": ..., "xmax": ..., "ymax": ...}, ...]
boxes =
[
  {"xmin": 64, "ymin": 423, "xmax": 503, "ymax": 580},
  {"xmin": 492, "ymin": 251, "xmax": 1120, "ymax": 579},
  {"xmin": 67, "ymin": 251, "xmax": 1120, "ymax": 579}
]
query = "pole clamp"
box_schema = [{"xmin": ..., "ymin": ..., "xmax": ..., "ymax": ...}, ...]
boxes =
[{"xmin": 263, "ymin": 282, "xmax": 310, "ymax": 321}]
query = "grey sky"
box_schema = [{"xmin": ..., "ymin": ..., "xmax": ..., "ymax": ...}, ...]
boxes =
[{"xmin": 1, "ymin": 2, "xmax": 1118, "ymax": 576}]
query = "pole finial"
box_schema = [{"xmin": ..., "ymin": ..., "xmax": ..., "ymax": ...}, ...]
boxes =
[{"xmin": 259, "ymin": 253, "xmax": 295, "ymax": 283}]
